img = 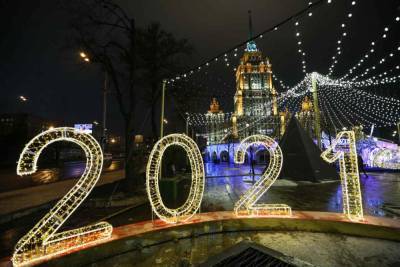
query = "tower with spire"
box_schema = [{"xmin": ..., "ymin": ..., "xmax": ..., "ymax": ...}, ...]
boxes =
[{"xmin": 232, "ymin": 10, "xmax": 278, "ymax": 138}]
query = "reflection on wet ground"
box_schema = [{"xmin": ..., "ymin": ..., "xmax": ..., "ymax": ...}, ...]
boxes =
[
  {"xmin": 0, "ymin": 160, "xmax": 123, "ymax": 193},
  {"xmin": 203, "ymin": 163, "xmax": 400, "ymax": 218},
  {"xmin": 0, "ymin": 162, "xmax": 399, "ymax": 258}
]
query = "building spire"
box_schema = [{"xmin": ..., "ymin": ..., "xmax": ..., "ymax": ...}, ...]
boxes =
[
  {"xmin": 246, "ymin": 10, "xmax": 257, "ymax": 52},
  {"xmin": 248, "ymin": 10, "xmax": 253, "ymax": 40}
]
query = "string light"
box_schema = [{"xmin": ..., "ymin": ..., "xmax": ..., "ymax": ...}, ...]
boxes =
[
  {"xmin": 294, "ymin": 20, "xmax": 308, "ymax": 74},
  {"xmin": 274, "ymin": 73, "xmax": 400, "ymax": 128},
  {"xmin": 234, "ymin": 135, "xmax": 291, "ymax": 217},
  {"xmin": 328, "ymin": 0, "xmax": 357, "ymax": 76},
  {"xmin": 340, "ymin": 16, "xmax": 399, "ymax": 80},
  {"xmin": 353, "ymin": 47, "xmax": 400, "ymax": 81},
  {"xmin": 13, "ymin": 127, "xmax": 112, "ymax": 266},
  {"xmin": 167, "ymin": 0, "xmax": 328, "ymax": 81}
]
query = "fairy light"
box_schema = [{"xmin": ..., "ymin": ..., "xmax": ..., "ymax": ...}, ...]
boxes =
[
  {"xmin": 12, "ymin": 127, "xmax": 112, "ymax": 266},
  {"xmin": 234, "ymin": 135, "xmax": 291, "ymax": 217},
  {"xmin": 294, "ymin": 20, "xmax": 308, "ymax": 74},
  {"xmin": 340, "ymin": 16, "xmax": 399, "ymax": 80},
  {"xmin": 146, "ymin": 134, "xmax": 204, "ymax": 223},
  {"xmin": 328, "ymin": 0, "xmax": 357, "ymax": 77},
  {"xmin": 317, "ymin": 74, "xmax": 400, "ymax": 126},
  {"xmin": 354, "ymin": 47, "xmax": 400, "ymax": 80},
  {"xmin": 318, "ymin": 88, "xmax": 340, "ymax": 130},
  {"xmin": 275, "ymin": 73, "xmax": 400, "ymax": 128},
  {"xmin": 321, "ymin": 131, "xmax": 363, "ymax": 221}
]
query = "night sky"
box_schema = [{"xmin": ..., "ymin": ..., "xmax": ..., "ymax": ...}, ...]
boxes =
[{"xmin": 1, "ymin": 0, "xmax": 399, "ymax": 136}]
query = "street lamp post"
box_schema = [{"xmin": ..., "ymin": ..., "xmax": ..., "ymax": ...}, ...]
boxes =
[
  {"xmin": 159, "ymin": 79, "xmax": 167, "ymax": 139},
  {"xmin": 80, "ymin": 51, "xmax": 108, "ymax": 151},
  {"xmin": 102, "ymin": 72, "xmax": 108, "ymax": 151},
  {"xmin": 185, "ymin": 112, "xmax": 189, "ymax": 136}
]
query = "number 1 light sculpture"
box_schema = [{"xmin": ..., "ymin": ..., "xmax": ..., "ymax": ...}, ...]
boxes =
[
  {"xmin": 12, "ymin": 127, "xmax": 112, "ymax": 266},
  {"xmin": 146, "ymin": 134, "xmax": 205, "ymax": 224},
  {"xmin": 321, "ymin": 131, "xmax": 364, "ymax": 221},
  {"xmin": 234, "ymin": 135, "xmax": 291, "ymax": 217}
]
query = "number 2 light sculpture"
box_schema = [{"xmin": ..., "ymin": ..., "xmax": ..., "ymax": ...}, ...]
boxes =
[
  {"xmin": 146, "ymin": 134, "xmax": 205, "ymax": 224},
  {"xmin": 12, "ymin": 127, "xmax": 112, "ymax": 266},
  {"xmin": 321, "ymin": 131, "xmax": 364, "ymax": 221},
  {"xmin": 234, "ymin": 135, "xmax": 291, "ymax": 217}
]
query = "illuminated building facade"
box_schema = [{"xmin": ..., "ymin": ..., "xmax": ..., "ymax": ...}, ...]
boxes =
[
  {"xmin": 205, "ymin": 98, "xmax": 227, "ymax": 145},
  {"xmin": 232, "ymin": 12, "xmax": 278, "ymax": 138},
  {"xmin": 204, "ymin": 11, "xmax": 279, "ymax": 146}
]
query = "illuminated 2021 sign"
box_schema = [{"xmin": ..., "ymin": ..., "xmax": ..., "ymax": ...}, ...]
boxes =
[
  {"xmin": 12, "ymin": 127, "xmax": 112, "ymax": 266},
  {"xmin": 13, "ymin": 129, "xmax": 364, "ymax": 265}
]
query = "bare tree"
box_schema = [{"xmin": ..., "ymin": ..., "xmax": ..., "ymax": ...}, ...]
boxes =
[
  {"xmin": 65, "ymin": 0, "xmax": 194, "ymax": 192},
  {"xmin": 136, "ymin": 22, "xmax": 193, "ymax": 139},
  {"xmin": 66, "ymin": 0, "xmax": 140, "ymax": 191}
]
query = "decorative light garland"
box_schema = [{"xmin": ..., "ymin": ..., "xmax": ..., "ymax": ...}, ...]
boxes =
[
  {"xmin": 352, "ymin": 47, "xmax": 400, "ymax": 81},
  {"xmin": 327, "ymin": 0, "xmax": 357, "ymax": 76},
  {"xmin": 167, "ymin": 0, "xmax": 328, "ymax": 82},
  {"xmin": 12, "ymin": 127, "xmax": 112, "ymax": 266},
  {"xmin": 294, "ymin": 20, "xmax": 308, "ymax": 74},
  {"xmin": 340, "ymin": 15, "xmax": 400, "ymax": 80},
  {"xmin": 279, "ymin": 73, "xmax": 400, "ymax": 127}
]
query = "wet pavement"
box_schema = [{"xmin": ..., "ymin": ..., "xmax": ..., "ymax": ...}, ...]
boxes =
[
  {"xmin": 0, "ymin": 160, "xmax": 123, "ymax": 193},
  {"xmin": 0, "ymin": 162, "xmax": 399, "ymax": 259},
  {"xmin": 203, "ymin": 163, "xmax": 400, "ymax": 218}
]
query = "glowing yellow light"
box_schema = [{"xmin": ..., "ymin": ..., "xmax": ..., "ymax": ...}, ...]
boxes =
[
  {"xmin": 234, "ymin": 135, "xmax": 291, "ymax": 217},
  {"xmin": 79, "ymin": 52, "xmax": 87, "ymax": 58},
  {"xmin": 321, "ymin": 130, "xmax": 364, "ymax": 221},
  {"xmin": 84, "ymin": 57, "xmax": 90, "ymax": 62},
  {"xmin": 12, "ymin": 127, "xmax": 112, "ymax": 266},
  {"xmin": 48, "ymin": 125, "xmax": 54, "ymax": 130},
  {"xmin": 110, "ymin": 138, "xmax": 116, "ymax": 143},
  {"xmin": 146, "ymin": 134, "xmax": 204, "ymax": 224}
]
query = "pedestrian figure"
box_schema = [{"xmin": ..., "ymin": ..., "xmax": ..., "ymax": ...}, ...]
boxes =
[{"xmin": 357, "ymin": 154, "xmax": 368, "ymax": 178}]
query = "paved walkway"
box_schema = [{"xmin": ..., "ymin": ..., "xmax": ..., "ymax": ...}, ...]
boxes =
[{"xmin": 0, "ymin": 170, "xmax": 124, "ymax": 217}]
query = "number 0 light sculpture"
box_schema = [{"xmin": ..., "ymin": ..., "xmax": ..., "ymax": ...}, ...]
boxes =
[
  {"xmin": 321, "ymin": 131, "xmax": 364, "ymax": 221},
  {"xmin": 146, "ymin": 134, "xmax": 205, "ymax": 224},
  {"xmin": 234, "ymin": 135, "xmax": 291, "ymax": 217},
  {"xmin": 12, "ymin": 127, "xmax": 112, "ymax": 266}
]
